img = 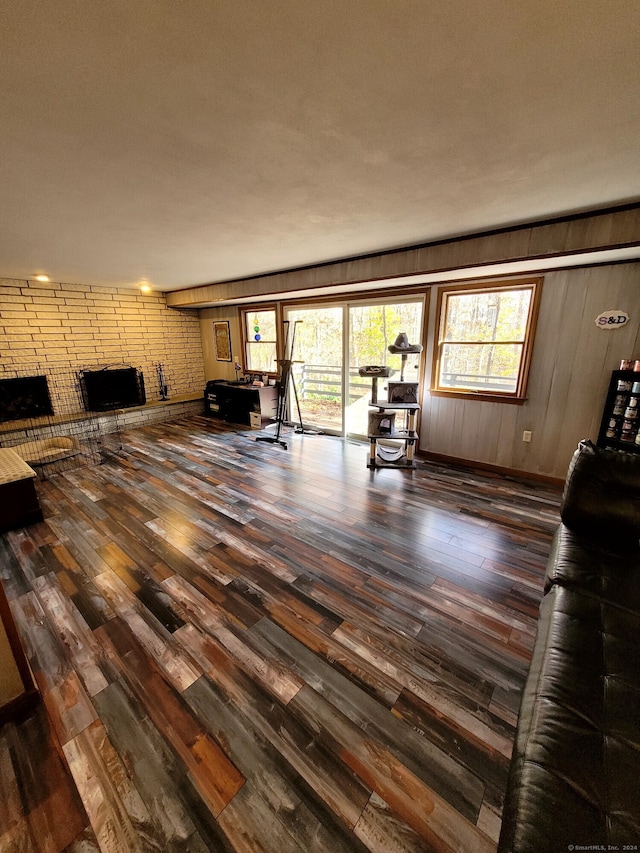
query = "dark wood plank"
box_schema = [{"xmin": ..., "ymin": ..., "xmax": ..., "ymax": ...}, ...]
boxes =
[
  {"xmin": 93, "ymin": 678, "xmax": 225, "ymax": 851},
  {"xmin": 176, "ymin": 624, "xmax": 373, "ymax": 830},
  {"xmin": 96, "ymin": 616, "xmax": 245, "ymax": 816},
  {"xmin": 249, "ymin": 617, "xmax": 486, "ymax": 820},
  {"xmin": 1, "ymin": 704, "xmax": 91, "ymax": 852},
  {"xmin": 184, "ymin": 675, "xmax": 372, "ymax": 853}
]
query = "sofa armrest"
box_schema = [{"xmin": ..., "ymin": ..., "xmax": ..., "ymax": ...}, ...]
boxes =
[{"xmin": 560, "ymin": 440, "xmax": 640, "ymax": 545}]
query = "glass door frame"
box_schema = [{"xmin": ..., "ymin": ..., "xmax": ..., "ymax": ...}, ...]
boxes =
[
  {"xmin": 344, "ymin": 293, "xmax": 427, "ymax": 441},
  {"xmin": 282, "ymin": 291, "xmax": 428, "ymax": 440},
  {"xmin": 282, "ymin": 301, "xmax": 345, "ymax": 436}
]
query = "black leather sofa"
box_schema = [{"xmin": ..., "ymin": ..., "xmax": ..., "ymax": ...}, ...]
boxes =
[{"xmin": 498, "ymin": 440, "xmax": 640, "ymax": 853}]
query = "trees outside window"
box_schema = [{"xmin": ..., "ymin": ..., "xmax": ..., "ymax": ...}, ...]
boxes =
[
  {"xmin": 432, "ymin": 278, "xmax": 542, "ymax": 402},
  {"xmin": 284, "ymin": 298, "xmax": 425, "ymax": 435}
]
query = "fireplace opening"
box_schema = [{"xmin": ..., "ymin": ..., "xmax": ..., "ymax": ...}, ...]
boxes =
[
  {"xmin": 79, "ymin": 366, "xmax": 146, "ymax": 412},
  {"xmin": 0, "ymin": 375, "xmax": 54, "ymax": 422}
]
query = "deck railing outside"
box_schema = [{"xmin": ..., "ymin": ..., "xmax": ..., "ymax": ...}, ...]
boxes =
[{"xmin": 293, "ymin": 365, "xmax": 515, "ymax": 400}]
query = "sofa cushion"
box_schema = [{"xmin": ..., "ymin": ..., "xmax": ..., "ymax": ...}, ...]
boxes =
[
  {"xmin": 560, "ymin": 439, "xmax": 640, "ymax": 544},
  {"xmin": 498, "ymin": 584, "xmax": 640, "ymax": 852},
  {"xmin": 544, "ymin": 525, "xmax": 640, "ymax": 612}
]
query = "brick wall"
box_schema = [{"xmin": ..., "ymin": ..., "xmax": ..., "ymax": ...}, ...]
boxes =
[
  {"xmin": 0, "ymin": 277, "xmax": 206, "ymax": 424},
  {"xmin": 0, "ymin": 277, "xmax": 205, "ymax": 394}
]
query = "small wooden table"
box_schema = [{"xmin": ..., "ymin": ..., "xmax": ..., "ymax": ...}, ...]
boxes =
[{"xmin": 0, "ymin": 448, "xmax": 43, "ymax": 532}]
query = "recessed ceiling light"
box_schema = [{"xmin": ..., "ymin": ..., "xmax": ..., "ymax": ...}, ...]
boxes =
[
  {"xmin": 34, "ymin": 274, "xmax": 50, "ymax": 282},
  {"xmin": 139, "ymin": 283, "xmax": 152, "ymax": 294}
]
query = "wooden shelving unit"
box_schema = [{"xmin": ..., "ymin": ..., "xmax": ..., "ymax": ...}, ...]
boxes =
[{"xmin": 597, "ymin": 369, "xmax": 640, "ymax": 453}]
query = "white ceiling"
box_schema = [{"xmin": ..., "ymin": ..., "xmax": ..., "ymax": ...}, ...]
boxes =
[{"xmin": 1, "ymin": 0, "xmax": 639, "ymax": 292}]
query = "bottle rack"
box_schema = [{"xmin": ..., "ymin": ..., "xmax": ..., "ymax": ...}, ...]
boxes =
[{"xmin": 597, "ymin": 370, "xmax": 640, "ymax": 453}]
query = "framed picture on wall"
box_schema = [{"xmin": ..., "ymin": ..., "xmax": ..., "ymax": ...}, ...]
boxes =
[{"xmin": 213, "ymin": 321, "xmax": 232, "ymax": 362}]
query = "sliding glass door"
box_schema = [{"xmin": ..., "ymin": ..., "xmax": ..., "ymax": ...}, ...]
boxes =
[
  {"xmin": 346, "ymin": 299, "xmax": 424, "ymax": 438},
  {"xmin": 283, "ymin": 305, "xmax": 344, "ymax": 433},
  {"xmin": 284, "ymin": 296, "xmax": 424, "ymax": 437}
]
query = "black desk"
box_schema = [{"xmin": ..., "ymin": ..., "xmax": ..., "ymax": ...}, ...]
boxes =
[{"xmin": 204, "ymin": 381, "xmax": 278, "ymax": 426}]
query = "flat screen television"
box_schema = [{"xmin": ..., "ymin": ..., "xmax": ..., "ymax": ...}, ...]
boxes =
[
  {"xmin": 80, "ymin": 367, "xmax": 145, "ymax": 412},
  {"xmin": 0, "ymin": 375, "xmax": 54, "ymax": 422}
]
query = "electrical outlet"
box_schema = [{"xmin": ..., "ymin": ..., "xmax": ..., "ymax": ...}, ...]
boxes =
[{"xmin": 522, "ymin": 430, "xmax": 532, "ymax": 443}]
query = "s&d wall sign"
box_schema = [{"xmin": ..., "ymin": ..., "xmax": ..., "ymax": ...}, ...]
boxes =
[{"xmin": 595, "ymin": 310, "xmax": 630, "ymax": 329}]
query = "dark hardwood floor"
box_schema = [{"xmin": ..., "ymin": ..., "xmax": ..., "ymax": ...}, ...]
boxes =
[{"xmin": 0, "ymin": 416, "xmax": 562, "ymax": 852}]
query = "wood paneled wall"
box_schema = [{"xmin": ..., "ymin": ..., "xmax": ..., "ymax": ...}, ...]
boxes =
[
  {"xmin": 422, "ymin": 263, "xmax": 640, "ymax": 479},
  {"xmin": 199, "ymin": 306, "xmax": 242, "ymax": 383},
  {"xmin": 183, "ymin": 205, "xmax": 640, "ymax": 479},
  {"xmin": 195, "ymin": 263, "xmax": 640, "ymax": 480},
  {"xmin": 168, "ymin": 205, "xmax": 640, "ymax": 308}
]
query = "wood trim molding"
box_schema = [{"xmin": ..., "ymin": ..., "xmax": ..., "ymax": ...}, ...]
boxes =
[
  {"xmin": 429, "ymin": 276, "xmax": 543, "ymax": 403},
  {"xmin": 416, "ymin": 449, "xmax": 565, "ymax": 487},
  {"xmin": 166, "ymin": 203, "xmax": 640, "ymax": 308}
]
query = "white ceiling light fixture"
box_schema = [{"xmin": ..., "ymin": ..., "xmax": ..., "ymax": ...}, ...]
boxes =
[{"xmin": 34, "ymin": 274, "xmax": 50, "ymax": 282}]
